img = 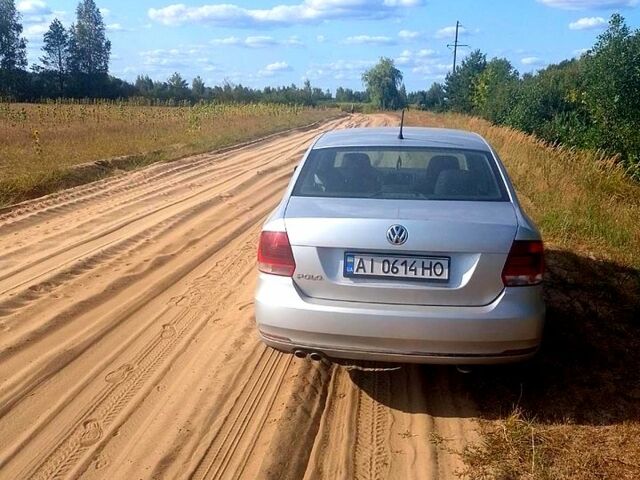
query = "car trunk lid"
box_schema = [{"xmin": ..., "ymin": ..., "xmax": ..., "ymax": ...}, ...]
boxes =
[{"xmin": 284, "ymin": 196, "xmax": 517, "ymax": 306}]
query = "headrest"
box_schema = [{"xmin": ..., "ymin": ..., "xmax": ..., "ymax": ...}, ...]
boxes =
[
  {"xmin": 342, "ymin": 153, "xmax": 371, "ymax": 170},
  {"xmin": 428, "ymin": 155, "xmax": 459, "ymax": 172},
  {"xmin": 434, "ymin": 169, "xmax": 476, "ymax": 196}
]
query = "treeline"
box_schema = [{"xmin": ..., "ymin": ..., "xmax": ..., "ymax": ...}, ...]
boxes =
[
  {"xmin": 411, "ymin": 14, "xmax": 640, "ymax": 176},
  {"xmin": 133, "ymin": 74, "xmax": 333, "ymax": 105},
  {"xmin": 0, "ymin": 0, "xmax": 335, "ymax": 105}
]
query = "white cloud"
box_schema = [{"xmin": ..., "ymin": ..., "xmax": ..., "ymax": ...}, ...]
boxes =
[
  {"xmin": 258, "ymin": 61, "xmax": 292, "ymax": 77},
  {"xmin": 210, "ymin": 35, "xmax": 304, "ymax": 48},
  {"xmin": 99, "ymin": 7, "xmax": 110, "ymax": 17},
  {"xmin": 264, "ymin": 61, "xmax": 290, "ymax": 71},
  {"xmin": 245, "ymin": 35, "xmax": 278, "ymax": 47},
  {"xmin": 17, "ymin": 0, "xmax": 50, "ymax": 15},
  {"xmin": 398, "ymin": 29, "xmax": 420, "ymax": 40},
  {"xmin": 538, "ymin": 0, "xmax": 637, "ymax": 9},
  {"xmin": 148, "ymin": 0, "xmax": 422, "ymax": 27},
  {"xmin": 305, "ymin": 59, "xmax": 376, "ymax": 81},
  {"xmin": 411, "ymin": 63, "xmax": 449, "ymax": 78},
  {"xmin": 17, "ymin": 0, "xmax": 55, "ymax": 28},
  {"xmin": 18, "ymin": 1, "xmax": 58, "ymax": 43},
  {"xmin": 24, "ymin": 22, "xmax": 49, "ymax": 39},
  {"xmin": 396, "ymin": 49, "xmax": 413, "ymax": 65},
  {"xmin": 140, "ymin": 46, "xmax": 217, "ymax": 74},
  {"xmin": 285, "ymin": 35, "xmax": 304, "ymax": 46},
  {"xmin": 129, "ymin": 48, "xmax": 223, "ymax": 81},
  {"xmin": 210, "ymin": 36, "xmax": 242, "ymax": 46},
  {"xmin": 395, "ymin": 48, "xmax": 446, "ymax": 78},
  {"xmin": 106, "ymin": 23, "xmax": 126, "ymax": 31},
  {"xmin": 569, "ymin": 16, "xmax": 607, "ymax": 29},
  {"xmin": 141, "ymin": 48, "xmax": 183, "ymax": 66},
  {"xmin": 435, "ymin": 25, "xmax": 466, "ymax": 39},
  {"xmin": 344, "ymin": 35, "xmax": 395, "ymax": 45},
  {"xmin": 316, "ymin": 34, "xmax": 326, "ymax": 43},
  {"xmin": 521, "ymin": 56, "xmax": 544, "ymax": 65},
  {"xmin": 573, "ymin": 47, "xmax": 590, "ymax": 56},
  {"xmin": 416, "ymin": 48, "xmax": 436, "ymax": 57}
]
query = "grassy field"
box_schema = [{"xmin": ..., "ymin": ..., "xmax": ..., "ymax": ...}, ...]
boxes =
[
  {"xmin": 0, "ymin": 102, "xmax": 338, "ymax": 208},
  {"xmin": 406, "ymin": 111, "xmax": 640, "ymax": 479}
]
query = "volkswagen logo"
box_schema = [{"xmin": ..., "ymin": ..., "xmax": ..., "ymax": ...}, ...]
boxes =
[{"xmin": 386, "ymin": 225, "xmax": 408, "ymax": 245}]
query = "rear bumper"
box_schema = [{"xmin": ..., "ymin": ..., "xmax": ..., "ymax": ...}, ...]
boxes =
[{"xmin": 254, "ymin": 274, "xmax": 545, "ymax": 365}]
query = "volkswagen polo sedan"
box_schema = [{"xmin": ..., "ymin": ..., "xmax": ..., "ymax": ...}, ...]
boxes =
[{"xmin": 255, "ymin": 127, "xmax": 545, "ymax": 364}]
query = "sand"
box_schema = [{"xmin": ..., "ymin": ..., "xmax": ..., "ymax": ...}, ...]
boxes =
[{"xmin": 0, "ymin": 114, "xmax": 477, "ymax": 480}]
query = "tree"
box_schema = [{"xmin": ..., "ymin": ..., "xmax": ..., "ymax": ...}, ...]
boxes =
[
  {"xmin": 444, "ymin": 49, "xmax": 486, "ymax": 112},
  {"xmin": 167, "ymin": 72, "xmax": 187, "ymax": 89},
  {"xmin": 472, "ymin": 57, "xmax": 519, "ymax": 123},
  {"xmin": 583, "ymin": 14, "xmax": 640, "ymax": 172},
  {"xmin": 424, "ymin": 83, "xmax": 446, "ymax": 111},
  {"xmin": 303, "ymin": 78, "xmax": 313, "ymax": 104},
  {"xmin": 40, "ymin": 19, "xmax": 69, "ymax": 95},
  {"xmin": 192, "ymin": 76, "xmax": 206, "ymax": 98},
  {"xmin": 0, "ymin": 0, "xmax": 28, "ymax": 98},
  {"xmin": 399, "ymin": 83, "xmax": 407, "ymax": 106},
  {"xmin": 167, "ymin": 72, "xmax": 189, "ymax": 100},
  {"xmin": 362, "ymin": 57, "xmax": 405, "ymax": 109},
  {"xmin": 506, "ymin": 60, "xmax": 588, "ymax": 143},
  {"xmin": 336, "ymin": 87, "xmax": 368, "ymax": 103},
  {"xmin": 68, "ymin": 0, "xmax": 111, "ymax": 83},
  {"xmin": 135, "ymin": 74, "xmax": 154, "ymax": 94},
  {"xmin": 0, "ymin": 0, "xmax": 27, "ymax": 71}
]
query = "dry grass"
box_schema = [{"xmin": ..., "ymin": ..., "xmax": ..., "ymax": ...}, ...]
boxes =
[
  {"xmin": 406, "ymin": 111, "xmax": 640, "ymax": 479},
  {"xmin": 0, "ymin": 102, "xmax": 338, "ymax": 207},
  {"xmin": 406, "ymin": 111, "xmax": 640, "ymax": 268}
]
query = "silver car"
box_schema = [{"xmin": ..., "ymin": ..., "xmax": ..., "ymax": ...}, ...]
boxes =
[{"xmin": 255, "ymin": 127, "xmax": 545, "ymax": 364}]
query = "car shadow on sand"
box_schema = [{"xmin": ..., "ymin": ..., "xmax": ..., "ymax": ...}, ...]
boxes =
[{"xmin": 346, "ymin": 249, "xmax": 640, "ymax": 426}]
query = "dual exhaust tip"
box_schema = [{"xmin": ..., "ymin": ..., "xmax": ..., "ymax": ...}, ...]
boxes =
[
  {"xmin": 293, "ymin": 349, "xmax": 472, "ymax": 373},
  {"xmin": 293, "ymin": 349, "xmax": 326, "ymax": 362}
]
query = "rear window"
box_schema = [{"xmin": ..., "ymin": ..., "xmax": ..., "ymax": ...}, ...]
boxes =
[{"xmin": 292, "ymin": 147, "xmax": 508, "ymax": 201}]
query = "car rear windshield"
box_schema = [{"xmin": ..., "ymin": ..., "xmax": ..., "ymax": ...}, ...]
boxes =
[{"xmin": 292, "ymin": 147, "xmax": 508, "ymax": 201}]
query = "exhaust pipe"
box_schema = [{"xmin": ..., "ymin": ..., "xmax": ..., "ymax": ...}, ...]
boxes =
[
  {"xmin": 456, "ymin": 365, "xmax": 473, "ymax": 374},
  {"xmin": 293, "ymin": 350, "xmax": 330, "ymax": 363}
]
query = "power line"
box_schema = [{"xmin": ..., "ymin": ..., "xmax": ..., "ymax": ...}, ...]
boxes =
[{"xmin": 447, "ymin": 20, "xmax": 469, "ymax": 73}]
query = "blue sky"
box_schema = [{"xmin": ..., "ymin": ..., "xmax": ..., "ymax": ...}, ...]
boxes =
[{"xmin": 17, "ymin": 0, "xmax": 640, "ymax": 92}]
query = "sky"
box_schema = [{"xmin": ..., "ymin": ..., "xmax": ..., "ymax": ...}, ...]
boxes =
[{"xmin": 16, "ymin": 0, "xmax": 640, "ymax": 92}]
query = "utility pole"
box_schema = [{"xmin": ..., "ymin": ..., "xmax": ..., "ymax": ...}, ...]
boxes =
[{"xmin": 447, "ymin": 20, "xmax": 469, "ymax": 73}]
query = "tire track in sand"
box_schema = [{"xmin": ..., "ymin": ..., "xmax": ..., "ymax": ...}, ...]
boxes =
[
  {"xmin": 0, "ymin": 113, "xmax": 479, "ymax": 480},
  {"xmin": 0, "ymin": 116, "xmax": 358, "ymax": 478}
]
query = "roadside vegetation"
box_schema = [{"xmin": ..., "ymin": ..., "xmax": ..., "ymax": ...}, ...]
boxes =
[
  {"xmin": 408, "ymin": 110, "xmax": 640, "ymax": 479},
  {"xmin": 0, "ymin": 102, "xmax": 337, "ymax": 207}
]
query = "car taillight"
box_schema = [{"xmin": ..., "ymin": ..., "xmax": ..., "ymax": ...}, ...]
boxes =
[
  {"xmin": 258, "ymin": 231, "xmax": 296, "ymax": 277},
  {"xmin": 501, "ymin": 240, "xmax": 544, "ymax": 286}
]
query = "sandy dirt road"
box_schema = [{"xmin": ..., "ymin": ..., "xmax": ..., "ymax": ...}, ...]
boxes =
[{"xmin": 0, "ymin": 114, "xmax": 478, "ymax": 480}]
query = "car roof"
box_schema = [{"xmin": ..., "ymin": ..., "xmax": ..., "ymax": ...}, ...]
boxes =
[{"xmin": 313, "ymin": 127, "xmax": 491, "ymax": 151}]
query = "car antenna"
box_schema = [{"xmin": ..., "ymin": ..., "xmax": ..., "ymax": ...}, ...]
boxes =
[{"xmin": 398, "ymin": 109, "xmax": 405, "ymax": 140}]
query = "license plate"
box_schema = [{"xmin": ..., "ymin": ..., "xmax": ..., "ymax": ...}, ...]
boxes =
[{"xmin": 344, "ymin": 253, "xmax": 449, "ymax": 281}]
